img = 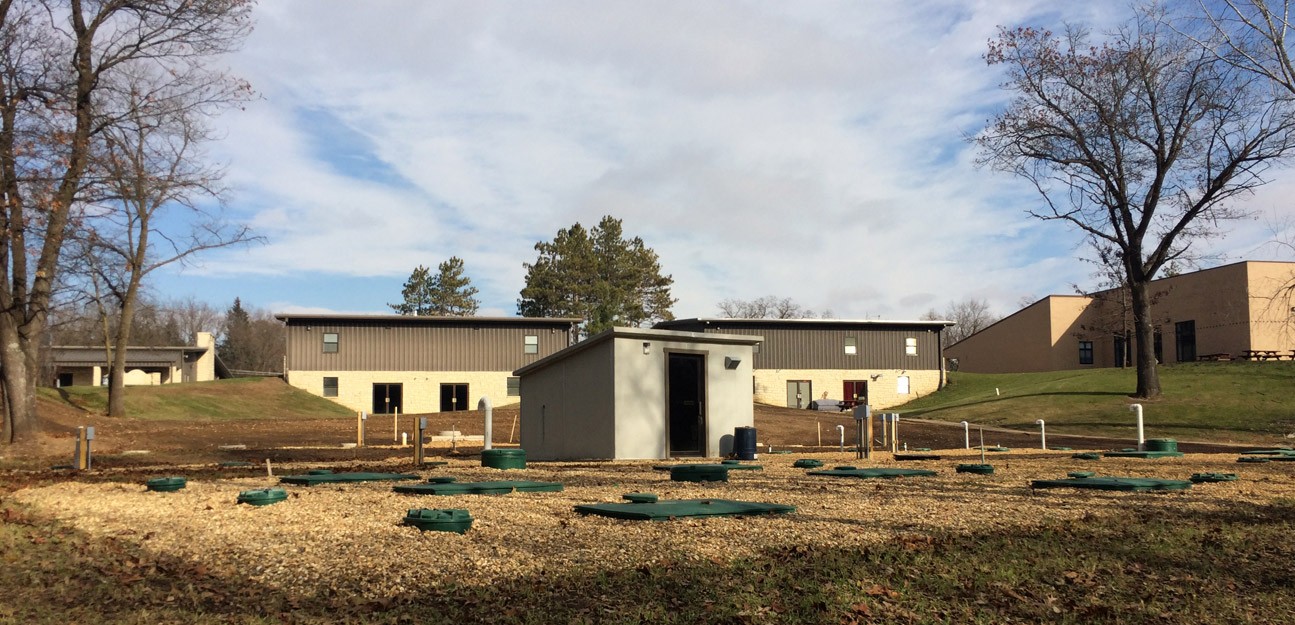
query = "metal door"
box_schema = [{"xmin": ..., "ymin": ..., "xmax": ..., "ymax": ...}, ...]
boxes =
[
  {"xmin": 786, "ymin": 380, "xmax": 811, "ymax": 408},
  {"xmin": 667, "ymin": 353, "xmax": 706, "ymax": 456},
  {"xmin": 372, "ymin": 383, "xmax": 403, "ymax": 415}
]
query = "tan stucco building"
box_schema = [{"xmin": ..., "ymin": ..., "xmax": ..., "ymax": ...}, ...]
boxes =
[
  {"xmin": 946, "ymin": 261, "xmax": 1295, "ymax": 373},
  {"xmin": 49, "ymin": 332, "xmax": 221, "ymax": 387},
  {"xmin": 276, "ymin": 314, "xmax": 580, "ymax": 414},
  {"xmin": 513, "ymin": 327, "xmax": 761, "ymax": 460},
  {"xmin": 654, "ymin": 318, "xmax": 953, "ymax": 410}
]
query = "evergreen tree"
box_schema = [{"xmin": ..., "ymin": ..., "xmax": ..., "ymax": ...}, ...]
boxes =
[
  {"xmin": 389, "ymin": 257, "xmax": 480, "ymax": 316},
  {"xmin": 429, "ymin": 257, "xmax": 480, "ymax": 316},
  {"xmin": 518, "ymin": 216, "xmax": 675, "ymax": 335},
  {"xmin": 389, "ymin": 265, "xmax": 435, "ymax": 315},
  {"xmin": 218, "ymin": 298, "xmax": 253, "ymax": 371}
]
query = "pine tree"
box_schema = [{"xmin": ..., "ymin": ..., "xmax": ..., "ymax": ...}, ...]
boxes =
[
  {"xmin": 518, "ymin": 216, "xmax": 675, "ymax": 335},
  {"xmin": 389, "ymin": 265, "xmax": 435, "ymax": 315},
  {"xmin": 390, "ymin": 258, "xmax": 480, "ymax": 316}
]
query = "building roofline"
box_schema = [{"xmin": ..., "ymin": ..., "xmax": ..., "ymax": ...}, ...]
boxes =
[
  {"xmin": 656, "ymin": 317, "xmax": 954, "ymax": 328},
  {"xmin": 513, "ymin": 326, "xmax": 763, "ymax": 377},
  {"xmin": 273, "ymin": 313, "xmax": 582, "ymax": 325}
]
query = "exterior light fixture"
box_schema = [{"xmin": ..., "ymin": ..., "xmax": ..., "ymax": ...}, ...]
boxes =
[
  {"xmin": 642, "ymin": 342, "xmax": 651, "ymax": 354},
  {"xmin": 724, "ymin": 356, "xmax": 741, "ymax": 370}
]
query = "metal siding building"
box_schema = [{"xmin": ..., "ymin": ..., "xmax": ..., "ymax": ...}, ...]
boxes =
[
  {"xmin": 654, "ymin": 318, "xmax": 952, "ymax": 410},
  {"xmin": 276, "ymin": 314, "xmax": 580, "ymax": 414}
]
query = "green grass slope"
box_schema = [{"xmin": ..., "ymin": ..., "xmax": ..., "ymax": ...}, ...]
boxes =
[
  {"xmin": 899, "ymin": 362, "xmax": 1295, "ymax": 443},
  {"xmin": 39, "ymin": 377, "xmax": 354, "ymax": 421}
]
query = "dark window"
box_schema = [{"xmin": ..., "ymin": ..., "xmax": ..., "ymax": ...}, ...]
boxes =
[
  {"xmin": 323, "ymin": 332, "xmax": 339, "ymax": 353},
  {"xmin": 1154, "ymin": 327, "xmax": 1163, "ymax": 363},
  {"xmin": 440, "ymin": 383, "xmax": 469, "ymax": 412},
  {"xmin": 323, "ymin": 377, "xmax": 338, "ymax": 397},
  {"xmin": 507, "ymin": 376, "xmax": 520, "ymax": 397},
  {"xmin": 524, "ymin": 335, "xmax": 539, "ymax": 354},
  {"xmin": 1079, "ymin": 341, "xmax": 1094, "ymax": 365},
  {"xmin": 1175, "ymin": 320, "xmax": 1196, "ymax": 362}
]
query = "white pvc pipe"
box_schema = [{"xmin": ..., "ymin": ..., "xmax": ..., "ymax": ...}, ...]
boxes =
[
  {"xmin": 479, "ymin": 396, "xmax": 493, "ymax": 451},
  {"xmin": 836, "ymin": 425, "xmax": 845, "ymax": 452},
  {"xmin": 1129, "ymin": 404, "xmax": 1144, "ymax": 450},
  {"xmin": 961, "ymin": 421, "xmax": 969, "ymax": 449},
  {"xmin": 1035, "ymin": 419, "xmax": 1046, "ymax": 450}
]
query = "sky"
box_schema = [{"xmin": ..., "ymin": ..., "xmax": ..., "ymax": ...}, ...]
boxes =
[{"xmin": 148, "ymin": 0, "xmax": 1295, "ymax": 321}]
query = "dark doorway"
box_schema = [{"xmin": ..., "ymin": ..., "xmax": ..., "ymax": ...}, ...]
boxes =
[
  {"xmin": 843, "ymin": 380, "xmax": 868, "ymax": 406},
  {"xmin": 440, "ymin": 383, "xmax": 469, "ymax": 412},
  {"xmin": 1114, "ymin": 335, "xmax": 1129, "ymax": 368},
  {"xmin": 667, "ymin": 353, "xmax": 706, "ymax": 457},
  {"xmin": 372, "ymin": 383, "xmax": 403, "ymax": 415},
  {"xmin": 57, "ymin": 372, "xmax": 74, "ymax": 388},
  {"xmin": 1175, "ymin": 320, "xmax": 1196, "ymax": 362}
]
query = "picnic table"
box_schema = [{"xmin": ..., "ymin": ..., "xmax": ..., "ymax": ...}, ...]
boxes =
[
  {"xmin": 1241, "ymin": 349, "xmax": 1283, "ymax": 361},
  {"xmin": 1196, "ymin": 353, "xmax": 1232, "ymax": 362}
]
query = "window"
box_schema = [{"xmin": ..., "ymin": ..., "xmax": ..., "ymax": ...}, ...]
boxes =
[
  {"xmin": 507, "ymin": 376, "xmax": 521, "ymax": 397},
  {"xmin": 524, "ymin": 335, "xmax": 539, "ymax": 354},
  {"xmin": 1079, "ymin": 341, "xmax": 1094, "ymax": 365},
  {"xmin": 896, "ymin": 375, "xmax": 911, "ymax": 395},
  {"xmin": 753, "ymin": 342, "xmax": 761, "ymax": 354},
  {"xmin": 904, "ymin": 337, "xmax": 917, "ymax": 356},
  {"xmin": 323, "ymin": 377, "xmax": 338, "ymax": 397},
  {"xmin": 1175, "ymin": 320, "xmax": 1196, "ymax": 362},
  {"xmin": 844, "ymin": 337, "xmax": 857, "ymax": 355},
  {"xmin": 323, "ymin": 332, "xmax": 339, "ymax": 353}
]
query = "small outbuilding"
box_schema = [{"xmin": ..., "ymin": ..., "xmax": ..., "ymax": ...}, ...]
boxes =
[{"xmin": 513, "ymin": 327, "xmax": 763, "ymax": 461}]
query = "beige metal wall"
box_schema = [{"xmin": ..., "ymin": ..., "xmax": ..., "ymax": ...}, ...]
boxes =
[
  {"xmin": 518, "ymin": 341, "xmax": 616, "ymax": 461},
  {"xmin": 1247, "ymin": 262, "xmax": 1295, "ymax": 351},
  {"xmin": 752, "ymin": 368, "xmax": 943, "ymax": 409},
  {"xmin": 949, "ymin": 261, "xmax": 1295, "ymax": 372},
  {"xmin": 610, "ymin": 336, "xmax": 755, "ymax": 460},
  {"xmin": 658, "ymin": 321, "xmax": 945, "ymax": 371},
  {"xmin": 282, "ymin": 320, "xmax": 572, "ymax": 372}
]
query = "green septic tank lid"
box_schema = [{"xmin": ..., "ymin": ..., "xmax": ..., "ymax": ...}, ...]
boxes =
[
  {"xmin": 1031, "ymin": 476, "xmax": 1192, "ymax": 492},
  {"xmin": 833, "ymin": 466, "xmax": 858, "ymax": 471},
  {"xmin": 669, "ymin": 465, "xmax": 729, "ymax": 482},
  {"xmin": 623, "ymin": 493, "xmax": 658, "ymax": 503},
  {"xmin": 238, "ymin": 487, "xmax": 288, "ymax": 506},
  {"xmin": 956, "ymin": 464, "xmax": 994, "ymax": 475},
  {"xmin": 428, "ymin": 476, "xmax": 457, "ymax": 483},
  {"xmin": 1072, "ymin": 453, "xmax": 1102, "ymax": 460},
  {"xmin": 809, "ymin": 467, "xmax": 937, "ymax": 479},
  {"xmin": 985, "ymin": 447, "xmax": 1010, "ymax": 452},
  {"xmin": 404, "ymin": 508, "xmax": 473, "ymax": 533},
  {"xmin": 1051, "ymin": 446, "xmax": 1073, "ymax": 451},
  {"xmin": 1237, "ymin": 457, "xmax": 1271, "ymax": 463},
  {"xmin": 1068, "ymin": 471, "xmax": 1095, "ymax": 478},
  {"xmin": 793, "ymin": 459, "xmax": 824, "ymax": 468},
  {"xmin": 145, "ymin": 476, "xmax": 186, "ymax": 492},
  {"xmin": 1190, "ymin": 472, "xmax": 1238, "ymax": 483},
  {"xmin": 308, "ymin": 469, "xmax": 334, "ymax": 475}
]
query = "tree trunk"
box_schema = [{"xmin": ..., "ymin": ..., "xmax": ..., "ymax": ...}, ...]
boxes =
[
  {"xmin": 1130, "ymin": 280, "xmax": 1161, "ymax": 399},
  {"xmin": 106, "ymin": 276, "xmax": 142, "ymax": 418},
  {"xmin": 0, "ymin": 314, "xmax": 36, "ymax": 444}
]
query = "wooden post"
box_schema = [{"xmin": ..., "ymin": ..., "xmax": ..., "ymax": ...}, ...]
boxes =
[
  {"xmin": 509, "ymin": 414, "xmax": 518, "ymax": 443},
  {"xmin": 357, "ymin": 411, "xmax": 366, "ymax": 448},
  {"xmin": 414, "ymin": 417, "xmax": 426, "ymax": 466}
]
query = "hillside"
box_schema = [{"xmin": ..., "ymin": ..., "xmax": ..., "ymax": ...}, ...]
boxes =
[
  {"xmin": 39, "ymin": 377, "xmax": 354, "ymax": 422},
  {"xmin": 898, "ymin": 362, "xmax": 1295, "ymax": 444}
]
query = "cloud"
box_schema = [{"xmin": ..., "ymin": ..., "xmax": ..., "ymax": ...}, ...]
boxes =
[{"xmin": 165, "ymin": 0, "xmax": 1287, "ymax": 322}]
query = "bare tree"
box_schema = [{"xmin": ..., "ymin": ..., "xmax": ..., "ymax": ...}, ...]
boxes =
[
  {"xmin": 920, "ymin": 298, "xmax": 999, "ymax": 343},
  {"xmin": 716, "ymin": 295, "xmax": 831, "ymax": 319},
  {"xmin": 71, "ymin": 71, "xmax": 253, "ymax": 417},
  {"xmin": 976, "ymin": 5, "xmax": 1295, "ymax": 398},
  {"xmin": 0, "ymin": 0, "xmax": 252, "ymax": 443}
]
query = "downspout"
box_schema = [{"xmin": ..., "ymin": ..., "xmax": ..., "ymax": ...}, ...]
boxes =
[{"xmin": 938, "ymin": 326, "xmax": 946, "ymax": 389}]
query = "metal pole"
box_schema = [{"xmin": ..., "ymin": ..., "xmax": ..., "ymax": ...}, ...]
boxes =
[
  {"xmin": 479, "ymin": 396, "xmax": 493, "ymax": 451},
  {"xmin": 415, "ymin": 417, "xmax": 427, "ymax": 466}
]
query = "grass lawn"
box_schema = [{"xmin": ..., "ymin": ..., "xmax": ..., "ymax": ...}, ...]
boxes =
[
  {"xmin": 900, "ymin": 363, "xmax": 1295, "ymax": 443},
  {"xmin": 41, "ymin": 377, "xmax": 354, "ymax": 421}
]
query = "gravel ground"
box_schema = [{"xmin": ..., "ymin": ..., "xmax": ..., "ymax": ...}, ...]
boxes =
[{"xmin": 12, "ymin": 450, "xmax": 1295, "ymax": 601}]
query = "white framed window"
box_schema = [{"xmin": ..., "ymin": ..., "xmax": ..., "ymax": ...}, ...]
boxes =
[
  {"xmin": 323, "ymin": 333, "xmax": 339, "ymax": 353},
  {"xmin": 845, "ymin": 337, "xmax": 857, "ymax": 355},
  {"xmin": 904, "ymin": 337, "xmax": 917, "ymax": 356},
  {"xmin": 323, "ymin": 376, "xmax": 338, "ymax": 397},
  {"xmin": 507, "ymin": 376, "xmax": 521, "ymax": 396},
  {"xmin": 897, "ymin": 375, "xmax": 911, "ymax": 395},
  {"xmin": 524, "ymin": 335, "xmax": 539, "ymax": 354}
]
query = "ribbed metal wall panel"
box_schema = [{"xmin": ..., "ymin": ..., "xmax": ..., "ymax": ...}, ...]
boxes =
[
  {"xmin": 657, "ymin": 321, "xmax": 944, "ymax": 370},
  {"xmin": 284, "ymin": 319, "xmax": 575, "ymax": 372}
]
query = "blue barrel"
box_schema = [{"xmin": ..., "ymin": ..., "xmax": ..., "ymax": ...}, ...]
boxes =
[{"xmin": 734, "ymin": 426, "xmax": 758, "ymax": 460}]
